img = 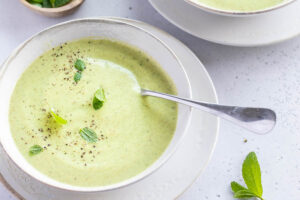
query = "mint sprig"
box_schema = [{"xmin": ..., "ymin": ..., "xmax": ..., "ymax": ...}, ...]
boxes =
[{"xmin": 231, "ymin": 152, "xmax": 264, "ymax": 200}]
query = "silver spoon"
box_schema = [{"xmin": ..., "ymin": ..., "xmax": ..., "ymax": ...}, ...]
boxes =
[{"xmin": 141, "ymin": 89, "xmax": 276, "ymax": 134}]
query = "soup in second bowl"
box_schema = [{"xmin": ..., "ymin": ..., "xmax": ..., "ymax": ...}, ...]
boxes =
[
  {"xmin": 190, "ymin": 0, "xmax": 283, "ymax": 12},
  {"xmin": 9, "ymin": 39, "xmax": 177, "ymax": 187}
]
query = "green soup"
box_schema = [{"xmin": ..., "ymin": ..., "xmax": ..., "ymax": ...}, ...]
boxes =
[
  {"xmin": 9, "ymin": 39, "xmax": 177, "ymax": 187},
  {"xmin": 192, "ymin": 0, "xmax": 283, "ymax": 12}
]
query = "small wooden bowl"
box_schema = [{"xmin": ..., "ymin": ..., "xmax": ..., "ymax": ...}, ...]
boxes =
[{"xmin": 20, "ymin": 0, "xmax": 84, "ymax": 17}]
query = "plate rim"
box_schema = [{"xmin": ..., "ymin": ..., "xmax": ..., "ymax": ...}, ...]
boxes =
[{"xmin": 0, "ymin": 17, "xmax": 220, "ymax": 200}]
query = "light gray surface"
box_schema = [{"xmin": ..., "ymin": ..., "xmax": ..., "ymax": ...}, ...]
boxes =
[{"xmin": 1, "ymin": 0, "xmax": 300, "ymax": 199}]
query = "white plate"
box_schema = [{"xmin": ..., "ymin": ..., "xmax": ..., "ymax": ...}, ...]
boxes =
[
  {"xmin": 149, "ymin": 0, "xmax": 300, "ymax": 47},
  {"xmin": 0, "ymin": 18, "xmax": 219, "ymax": 200}
]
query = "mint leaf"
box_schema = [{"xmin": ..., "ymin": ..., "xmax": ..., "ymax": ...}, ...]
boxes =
[
  {"xmin": 42, "ymin": 0, "xmax": 52, "ymax": 7},
  {"xmin": 50, "ymin": 108, "xmax": 67, "ymax": 125},
  {"xmin": 74, "ymin": 59, "xmax": 86, "ymax": 71},
  {"xmin": 29, "ymin": 145, "xmax": 43, "ymax": 156},
  {"xmin": 28, "ymin": 0, "xmax": 43, "ymax": 3},
  {"xmin": 231, "ymin": 181, "xmax": 248, "ymax": 193},
  {"xmin": 74, "ymin": 71, "xmax": 82, "ymax": 83},
  {"xmin": 27, "ymin": 0, "xmax": 42, "ymax": 6},
  {"xmin": 93, "ymin": 88, "xmax": 106, "ymax": 110},
  {"xmin": 242, "ymin": 152, "xmax": 263, "ymax": 197},
  {"xmin": 234, "ymin": 190, "xmax": 258, "ymax": 199},
  {"xmin": 79, "ymin": 127, "xmax": 98, "ymax": 143},
  {"xmin": 50, "ymin": 0, "xmax": 55, "ymax": 7},
  {"xmin": 54, "ymin": 0, "xmax": 71, "ymax": 7},
  {"xmin": 29, "ymin": 2, "xmax": 42, "ymax": 7},
  {"xmin": 231, "ymin": 182, "xmax": 259, "ymax": 199}
]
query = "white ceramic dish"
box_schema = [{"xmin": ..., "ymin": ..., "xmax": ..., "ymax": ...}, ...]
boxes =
[
  {"xmin": 149, "ymin": 0, "xmax": 300, "ymax": 46},
  {"xmin": 0, "ymin": 17, "xmax": 219, "ymax": 200},
  {"xmin": 0, "ymin": 18, "xmax": 193, "ymax": 195},
  {"xmin": 184, "ymin": 0, "xmax": 296, "ymax": 16}
]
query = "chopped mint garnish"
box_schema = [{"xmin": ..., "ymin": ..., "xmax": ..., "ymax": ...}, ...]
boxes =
[
  {"xmin": 79, "ymin": 127, "xmax": 98, "ymax": 143},
  {"xmin": 74, "ymin": 59, "xmax": 86, "ymax": 71},
  {"xmin": 50, "ymin": 108, "xmax": 67, "ymax": 125},
  {"xmin": 29, "ymin": 145, "xmax": 43, "ymax": 156},
  {"xmin": 93, "ymin": 87, "xmax": 106, "ymax": 110},
  {"xmin": 74, "ymin": 71, "xmax": 82, "ymax": 83}
]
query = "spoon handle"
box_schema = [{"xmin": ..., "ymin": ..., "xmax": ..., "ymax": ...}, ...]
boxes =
[{"xmin": 141, "ymin": 89, "xmax": 276, "ymax": 134}]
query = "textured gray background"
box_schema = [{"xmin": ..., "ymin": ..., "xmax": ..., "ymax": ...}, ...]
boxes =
[{"xmin": 1, "ymin": 0, "xmax": 300, "ymax": 199}]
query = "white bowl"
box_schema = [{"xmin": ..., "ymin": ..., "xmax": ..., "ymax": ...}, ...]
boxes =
[
  {"xmin": 0, "ymin": 18, "xmax": 192, "ymax": 198},
  {"xmin": 184, "ymin": 0, "xmax": 297, "ymax": 16}
]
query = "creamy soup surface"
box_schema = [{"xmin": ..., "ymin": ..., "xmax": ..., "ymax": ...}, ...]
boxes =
[
  {"xmin": 9, "ymin": 39, "xmax": 177, "ymax": 187},
  {"xmin": 192, "ymin": 0, "xmax": 283, "ymax": 11}
]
